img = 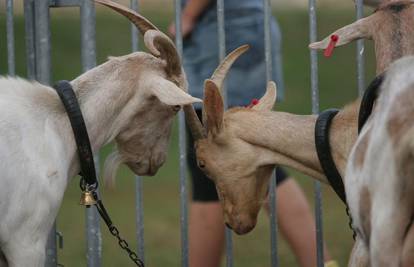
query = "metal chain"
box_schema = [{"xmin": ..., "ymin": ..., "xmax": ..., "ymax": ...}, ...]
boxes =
[
  {"xmin": 108, "ymin": 223, "xmax": 144, "ymax": 267},
  {"xmin": 346, "ymin": 205, "xmax": 356, "ymax": 240}
]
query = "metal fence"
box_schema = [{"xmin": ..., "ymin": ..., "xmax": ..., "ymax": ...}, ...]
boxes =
[{"xmin": 1, "ymin": 0, "xmax": 366, "ymax": 266}]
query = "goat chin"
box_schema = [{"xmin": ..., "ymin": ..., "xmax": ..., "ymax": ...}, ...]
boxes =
[{"xmin": 102, "ymin": 150, "xmax": 124, "ymax": 188}]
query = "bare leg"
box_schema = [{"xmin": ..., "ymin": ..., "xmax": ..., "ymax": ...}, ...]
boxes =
[
  {"xmin": 267, "ymin": 178, "xmax": 332, "ymax": 267},
  {"xmin": 189, "ymin": 202, "xmax": 225, "ymax": 267}
]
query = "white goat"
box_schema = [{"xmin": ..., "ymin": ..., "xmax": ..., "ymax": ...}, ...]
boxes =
[
  {"xmin": 345, "ymin": 56, "xmax": 414, "ymax": 267},
  {"xmin": 0, "ymin": 1, "xmax": 200, "ymax": 266}
]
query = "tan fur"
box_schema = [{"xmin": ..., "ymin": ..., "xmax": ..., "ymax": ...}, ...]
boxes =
[
  {"xmin": 310, "ymin": 1, "xmax": 414, "ymax": 74},
  {"xmin": 194, "ymin": 87, "xmax": 361, "ymax": 235}
]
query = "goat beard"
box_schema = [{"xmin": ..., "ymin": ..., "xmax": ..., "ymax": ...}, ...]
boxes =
[{"xmin": 102, "ymin": 149, "xmax": 124, "ymax": 188}]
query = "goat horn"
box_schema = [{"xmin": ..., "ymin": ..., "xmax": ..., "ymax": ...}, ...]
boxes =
[
  {"xmin": 184, "ymin": 105, "xmax": 206, "ymax": 141},
  {"xmin": 211, "ymin": 44, "xmax": 250, "ymax": 95},
  {"xmin": 308, "ymin": 16, "xmax": 374, "ymax": 50},
  {"xmin": 184, "ymin": 45, "xmax": 250, "ymax": 141},
  {"xmin": 95, "ymin": 0, "xmax": 159, "ymax": 33},
  {"xmin": 95, "ymin": 0, "xmax": 182, "ymax": 77}
]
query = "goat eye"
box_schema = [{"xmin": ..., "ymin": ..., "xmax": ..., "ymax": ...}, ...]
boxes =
[
  {"xmin": 173, "ymin": 105, "xmax": 181, "ymax": 112},
  {"xmin": 198, "ymin": 160, "xmax": 206, "ymax": 169}
]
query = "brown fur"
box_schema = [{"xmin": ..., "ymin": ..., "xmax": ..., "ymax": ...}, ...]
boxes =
[
  {"xmin": 353, "ymin": 127, "xmax": 371, "ymax": 169},
  {"xmin": 359, "ymin": 186, "xmax": 372, "ymax": 246},
  {"xmin": 387, "ymin": 85, "xmax": 414, "ymax": 144}
]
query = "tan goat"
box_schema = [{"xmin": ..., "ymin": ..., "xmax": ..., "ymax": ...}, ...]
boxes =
[
  {"xmin": 185, "ymin": 45, "xmax": 359, "ymax": 234},
  {"xmin": 183, "ymin": 46, "xmax": 413, "ymax": 266},
  {"xmin": 310, "ymin": 0, "xmax": 414, "ymax": 74}
]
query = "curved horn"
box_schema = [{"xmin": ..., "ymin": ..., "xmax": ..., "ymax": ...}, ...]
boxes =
[
  {"xmin": 144, "ymin": 30, "xmax": 182, "ymax": 77},
  {"xmin": 211, "ymin": 44, "xmax": 250, "ymax": 94},
  {"xmin": 95, "ymin": 0, "xmax": 159, "ymax": 33},
  {"xmin": 95, "ymin": 0, "xmax": 182, "ymax": 77},
  {"xmin": 184, "ymin": 105, "xmax": 206, "ymax": 141},
  {"xmin": 309, "ymin": 16, "xmax": 374, "ymax": 50},
  {"xmin": 184, "ymin": 45, "xmax": 249, "ymax": 141}
]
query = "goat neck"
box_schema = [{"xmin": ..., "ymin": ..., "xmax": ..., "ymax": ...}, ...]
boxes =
[
  {"xmin": 68, "ymin": 57, "xmax": 143, "ymax": 153},
  {"xmin": 225, "ymin": 100, "xmax": 359, "ymax": 184}
]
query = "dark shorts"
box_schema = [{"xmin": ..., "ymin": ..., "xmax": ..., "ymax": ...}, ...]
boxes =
[{"xmin": 187, "ymin": 109, "xmax": 289, "ymax": 202}]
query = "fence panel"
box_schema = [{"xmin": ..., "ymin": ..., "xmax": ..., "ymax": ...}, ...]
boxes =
[{"xmin": 0, "ymin": 1, "xmax": 370, "ymax": 266}]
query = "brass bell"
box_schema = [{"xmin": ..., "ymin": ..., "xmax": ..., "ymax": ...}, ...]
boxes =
[{"xmin": 80, "ymin": 191, "xmax": 97, "ymax": 206}]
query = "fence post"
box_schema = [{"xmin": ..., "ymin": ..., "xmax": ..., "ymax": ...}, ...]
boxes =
[
  {"xmin": 308, "ymin": 0, "xmax": 325, "ymax": 266},
  {"xmin": 173, "ymin": 1, "xmax": 190, "ymax": 267},
  {"xmin": 6, "ymin": 0, "xmax": 15, "ymax": 76},
  {"xmin": 79, "ymin": 1, "xmax": 102, "ymax": 266},
  {"xmin": 356, "ymin": 0, "xmax": 365, "ymax": 96},
  {"xmin": 129, "ymin": 0, "xmax": 146, "ymax": 263},
  {"xmin": 33, "ymin": 1, "xmax": 57, "ymax": 265},
  {"xmin": 263, "ymin": 0, "xmax": 279, "ymax": 266}
]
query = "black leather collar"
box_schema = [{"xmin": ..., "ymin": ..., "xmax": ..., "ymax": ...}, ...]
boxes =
[
  {"xmin": 315, "ymin": 108, "xmax": 347, "ymax": 204},
  {"xmin": 358, "ymin": 74, "xmax": 384, "ymax": 133},
  {"xmin": 53, "ymin": 80, "xmax": 97, "ymax": 189}
]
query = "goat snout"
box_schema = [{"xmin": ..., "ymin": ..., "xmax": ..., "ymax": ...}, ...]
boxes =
[{"xmin": 225, "ymin": 211, "xmax": 257, "ymax": 235}]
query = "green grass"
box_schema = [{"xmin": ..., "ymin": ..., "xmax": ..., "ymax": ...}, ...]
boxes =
[{"xmin": 0, "ymin": 5, "xmax": 378, "ymax": 267}]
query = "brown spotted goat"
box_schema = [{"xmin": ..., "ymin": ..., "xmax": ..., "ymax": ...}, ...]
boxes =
[{"xmin": 345, "ymin": 56, "xmax": 414, "ymax": 267}]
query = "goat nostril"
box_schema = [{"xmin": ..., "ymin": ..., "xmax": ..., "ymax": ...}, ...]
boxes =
[
  {"xmin": 198, "ymin": 160, "xmax": 205, "ymax": 168},
  {"xmin": 225, "ymin": 223, "xmax": 233, "ymax": 230},
  {"xmin": 173, "ymin": 105, "xmax": 181, "ymax": 112}
]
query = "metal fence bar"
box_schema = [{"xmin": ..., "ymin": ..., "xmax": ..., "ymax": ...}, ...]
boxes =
[
  {"xmin": 24, "ymin": 0, "xmax": 36, "ymax": 79},
  {"xmin": 130, "ymin": 0, "xmax": 146, "ymax": 263},
  {"xmin": 308, "ymin": 0, "xmax": 324, "ymax": 267},
  {"xmin": 174, "ymin": 1, "xmax": 189, "ymax": 267},
  {"xmin": 6, "ymin": 0, "xmax": 15, "ymax": 76},
  {"xmin": 263, "ymin": 0, "xmax": 279, "ymax": 266},
  {"xmin": 33, "ymin": 1, "xmax": 56, "ymax": 265},
  {"xmin": 80, "ymin": 1, "xmax": 101, "ymax": 266},
  {"xmin": 34, "ymin": 0, "xmax": 51, "ymax": 85},
  {"xmin": 216, "ymin": 1, "xmax": 233, "ymax": 266},
  {"xmin": 49, "ymin": 0, "xmax": 81, "ymax": 7},
  {"xmin": 355, "ymin": 0, "xmax": 365, "ymax": 96}
]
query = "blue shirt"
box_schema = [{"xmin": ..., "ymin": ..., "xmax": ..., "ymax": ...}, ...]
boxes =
[
  {"xmin": 182, "ymin": 0, "xmax": 263, "ymax": 13},
  {"xmin": 182, "ymin": 0, "xmax": 284, "ymax": 107}
]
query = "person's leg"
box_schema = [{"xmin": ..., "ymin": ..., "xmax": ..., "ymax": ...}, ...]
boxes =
[
  {"xmin": 189, "ymin": 202, "xmax": 225, "ymax": 267},
  {"xmin": 187, "ymin": 109, "xmax": 225, "ymax": 267},
  {"xmin": 268, "ymin": 170, "xmax": 332, "ymax": 267}
]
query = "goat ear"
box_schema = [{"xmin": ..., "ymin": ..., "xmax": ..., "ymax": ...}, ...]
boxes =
[
  {"xmin": 309, "ymin": 16, "xmax": 373, "ymax": 50},
  {"xmin": 151, "ymin": 79, "xmax": 202, "ymax": 106},
  {"xmin": 203, "ymin": 79, "xmax": 224, "ymax": 136},
  {"xmin": 253, "ymin": 81, "xmax": 277, "ymax": 111}
]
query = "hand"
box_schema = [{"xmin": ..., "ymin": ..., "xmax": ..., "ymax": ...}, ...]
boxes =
[{"xmin": 168, "ymin": 14, "xmax": 196, "ymax": 39}]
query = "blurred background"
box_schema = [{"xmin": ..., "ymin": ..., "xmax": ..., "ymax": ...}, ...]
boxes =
[{"xmin": 0, "ymin": 0, "xmax": 377, "ymax": 266}]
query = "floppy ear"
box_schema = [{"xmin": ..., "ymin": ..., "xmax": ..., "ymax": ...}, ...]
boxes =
[
  {"xmin": 203, "ymin": 79, "xmax": 224, "ymax": 136},
  {"xmin": 151, "ymin": 78, "xmax": 202, "ymax": 106},
  {"xmin": 309, "ymin": 16, "xmax": 374, "ymax": 50},
  {"xmin": 253, "ymin": 81, "xmax": 277, "ymax": 111}
]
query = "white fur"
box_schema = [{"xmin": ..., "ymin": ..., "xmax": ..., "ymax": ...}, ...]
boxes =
[
  {"xmin": 345, "ymin": 56, "xmax": 414, "ymax": 266},
  {"xmin": 0, "ymin": 52, "xmax": 200, "ymax": 266}
]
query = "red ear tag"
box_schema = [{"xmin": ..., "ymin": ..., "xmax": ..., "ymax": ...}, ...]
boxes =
[
  {"xmin": 247, "ymin": 98, "xmax": 259, "ymax": 108},
  {"xmin": 324, "ymin": 34, "xmax": 339, "ymax": 58}
]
